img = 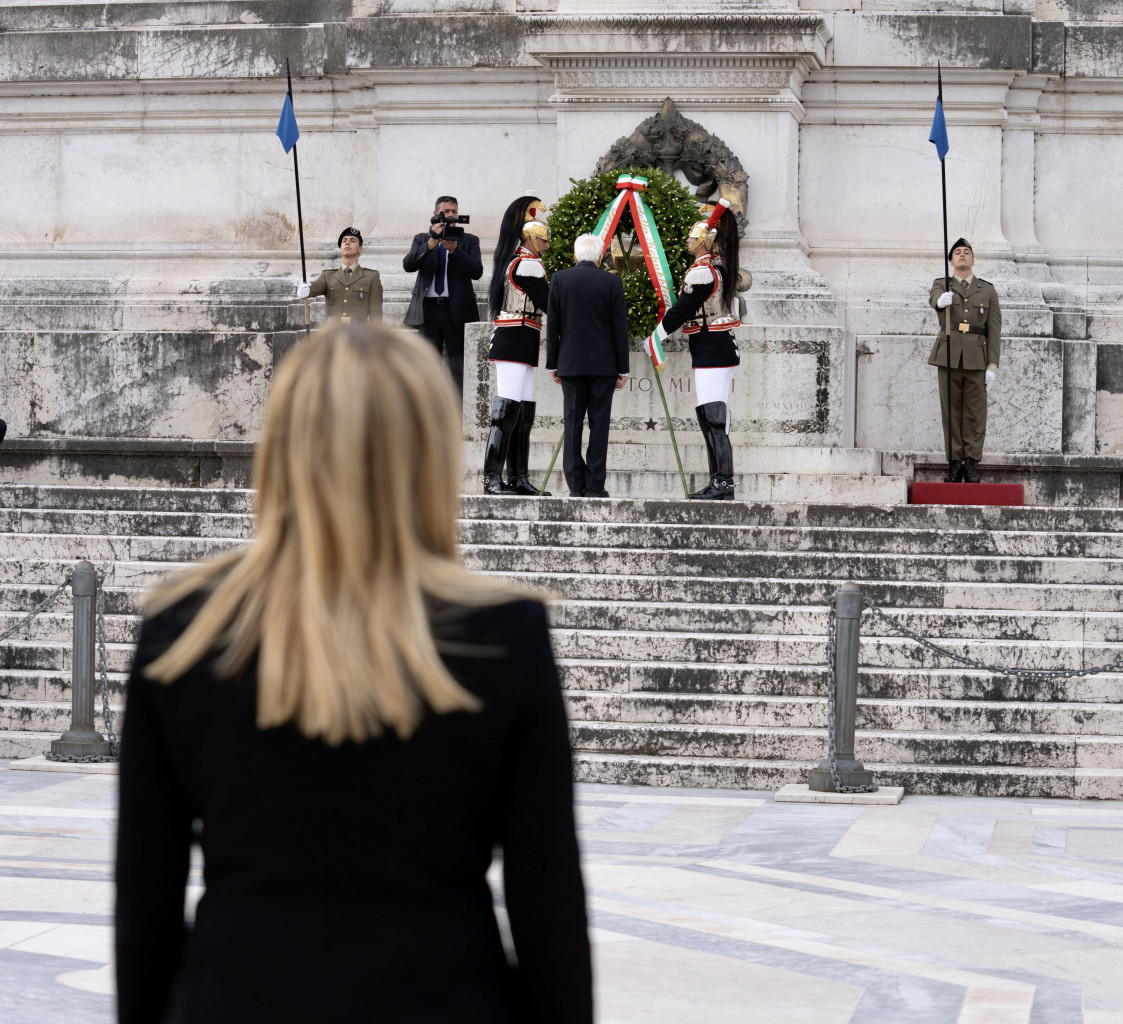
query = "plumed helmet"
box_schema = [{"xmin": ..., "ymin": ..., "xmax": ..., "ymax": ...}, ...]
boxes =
[
  {"xmin": 521, "ymin": 220, "xmax": 550, "ymax": 244},
  {"xmin": 687, "ymin": 198, "xmax": 731, "ymax": 246}
]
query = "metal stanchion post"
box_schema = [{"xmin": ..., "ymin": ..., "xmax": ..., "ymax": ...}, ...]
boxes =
[
  {"xmin": 50, "ymin": 561, "xmax": 112, "ymax": 760},
  {"xmin": 809, "ymin": 582, "xmax": 875, "ymax": 792}
]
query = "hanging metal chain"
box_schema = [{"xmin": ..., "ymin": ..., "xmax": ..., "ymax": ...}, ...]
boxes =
[
  {"xmin": 862, "ymin": 597, "xmax": 1123, "ymax": 681},
  {"xmin": 0, "ymin": 576, "xmax": 72, "ymax": 645},
  {"xmin": 97, "ymin": 582, "xmax": 118, "ymax": 757},
  {"xmin": 823, "ymin": 598, "xmax": 879, "ymax": 794}
]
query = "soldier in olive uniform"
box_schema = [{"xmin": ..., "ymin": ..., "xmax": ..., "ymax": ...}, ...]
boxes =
[
  {"xmin": 296, "ymin": 227, "xmax": 383, "ymax": 323},
  {"xmin": 928, "ymin": 238, "xmax": 1001, "ymax": 483}
]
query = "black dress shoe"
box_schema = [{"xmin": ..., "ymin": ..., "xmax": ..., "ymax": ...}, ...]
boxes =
[
  {"xmin": 0, "ymin": 419, "xmax": 6, "ymax": 447},
  {"xmin": 946, "ymin": 460, "xmax": 963, "ymax": 483},
  {"xmin": 585, "ymin": 490, "xmax": 610, "ymax": 498},
  {"xmin": 569, "ymin": 490, "xmax": 584, "ymax": 498},
  {"xmin": 962, "ymin": 458, "xmax": 980, "ymax": 483}
]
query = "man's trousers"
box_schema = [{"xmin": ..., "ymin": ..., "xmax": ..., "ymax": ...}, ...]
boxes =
[
  {"xmin": 561, "ymin": 375, "xmax": 616, "ymax": 496},
  {"xmin": 937, "ymin": 365, "xmax": 988, "ymax": 461},
  {"xmin": 419, "ymin": 298, "xmax": 465, "ymax": 395}
]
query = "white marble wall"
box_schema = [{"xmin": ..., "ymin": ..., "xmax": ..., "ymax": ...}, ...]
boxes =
[{"xmin": 0, "ymin": 2, "xmax": 1120, "ymax": 456}]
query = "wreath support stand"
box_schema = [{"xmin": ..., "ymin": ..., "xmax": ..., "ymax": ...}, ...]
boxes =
[
  {"xmin": 650, "ymin": 360, "xmax": 689, "ymax": 498},
  {"xmin": 593, "ymin": 175, "xmax": 689, "ymax": 498}
]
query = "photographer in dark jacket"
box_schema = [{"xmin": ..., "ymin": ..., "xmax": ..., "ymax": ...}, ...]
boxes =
[{"xmin": 403, "ymin": 195, "xmax": 484, "ymax": 395}]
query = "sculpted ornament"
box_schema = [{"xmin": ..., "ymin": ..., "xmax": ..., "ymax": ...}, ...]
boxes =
[{"xmin": 595, "ymin": 98, "xmax": 749, "ymax": 229}]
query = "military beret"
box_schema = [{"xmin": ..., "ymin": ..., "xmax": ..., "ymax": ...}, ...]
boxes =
[
  {"xmin": 338, "ymin": 227, "xmax": 363, "ymax": 248},
  {"xmin": 948, "ymin": 237, "xmax": 972, "ymax": 260}
]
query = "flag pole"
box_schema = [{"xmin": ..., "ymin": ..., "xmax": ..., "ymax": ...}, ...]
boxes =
[
  {"xmin": 286, "ymin": 58, "xmax": 310, "ymax": 332},
  {"xmin": 938, "ymin": 63, "xmax": 953, "ymax": 473}
]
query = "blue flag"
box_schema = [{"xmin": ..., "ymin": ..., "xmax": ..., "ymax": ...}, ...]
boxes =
[
  {"xmin": 929, "ymin": 97, "xmax": 948, "ymax": 161},
  {"xmin": 276, "ymin": 94, "xmax": 299, "ymax": 153}
]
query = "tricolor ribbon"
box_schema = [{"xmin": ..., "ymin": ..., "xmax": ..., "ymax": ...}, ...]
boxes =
[{"xmin": 592, "ymin": 174, "xmax": 676, "ymax": 369}]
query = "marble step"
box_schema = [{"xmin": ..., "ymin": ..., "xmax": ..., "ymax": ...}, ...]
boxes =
[
  {"xmin": 475, "ymin": 441, "xmax": 887, "ymax": 478},
  {"xmin": 547, "ymin": 629, "xmax": 1123, "ymax": 672},
  {"xmin": 572, "ymin": 753, "xmax": 1123, "ymax": 800},
  {"xmin": 0, "ymin": 669, "xmax": 129, "ymax": 703},
  {"xmin": 2, "ymin": 699, "xmax": 122, "ymax": 735},
  {"xmin": 546, "ymin": 601, "xmax": 1123, "ymax": 642},
  {"xmin": 8, "ymin": 532, "xmax": 1123, "ymax": 586},
  {"xmin": 563, "ymin": 691, "xmax": 1123, "ymax": 735},
  {"xmin": 459, "ymin": 520, "xmax": 1123, "ymax": 559},
  {"xmin": 555, "ymin": 661, "xmax": 1123, "ymax": 704},
  {"xmin": 458, "ymin": 496, "xmax": 1123, "ymax": 534},
  {"xmin": 494, "ymin": 571, "xmax": 1123, "ymax": 612},
  {"xmin": 5, "ymin": 594, "xmax": 1121, "ymax": 644},
  {"xmin": 464, "ymin": 545, "xmax": 1123, "ymax": 586},
  {"xmin": 7, "ymin": 486, "xmax": 1123, "ymax": 534},
  {"xmin": 465, "ymin": 470, "xmax": 909, "ymax": 504},
  {"xmin": 0, "ymin": 641, "xmax": 137, "ymax": 674},
  {"xmin": 0, "ymin": 729, "xmax": 63, "ymax": 759},
  {"xmin": 15, "ymin": 507, "xmax": 1123, "ymax": 561},
  {"xmin": 570, "ymin": 720, "xmax": 1121, "ymax": 770}
]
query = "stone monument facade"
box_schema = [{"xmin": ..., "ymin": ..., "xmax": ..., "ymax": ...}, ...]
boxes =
[{"xmin": 1, "ymin": 0, "xmax": 1121, "ymax": 497}]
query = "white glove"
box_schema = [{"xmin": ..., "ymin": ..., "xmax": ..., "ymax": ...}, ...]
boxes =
[
  {"xmin": 937, "ymin": 291, "xmax": 953, "ymax": 309},
  {"xmin": 297, "ymin": 282, "xmax": 310, "ymax": 299},
  {"xmin": 985, "ymin": 369, "xmax": 996, "ymax": 387}
]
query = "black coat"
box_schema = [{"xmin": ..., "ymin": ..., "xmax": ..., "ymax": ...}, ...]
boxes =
[
  {"xmin": 115, "ymin": 594, "xmax": 592, "ymax": 1024},
  {"xmin": 545, "ymin": 261, "xmax": 629, "ymax": 377},
  {"xmin": 403, "ymin": 232, "xmax": 484, "ymax": 328}
]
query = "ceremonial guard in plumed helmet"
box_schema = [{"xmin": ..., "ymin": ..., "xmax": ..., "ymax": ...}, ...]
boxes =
[
  {"xmin": 644, "ymin": 200, "xmax": 743, "ymax": 500},
  {"xmin": 482, "ymin": 196, "xmax": 552, "ymax": 496}
]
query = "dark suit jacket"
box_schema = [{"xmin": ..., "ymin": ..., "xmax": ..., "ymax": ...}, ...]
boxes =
[
  {"xmin": 546, "ymin": 261, "xmax": 629, "ymax": 376},
  {"xmin": 402, "ymin": 232, "xmax": 484, "ymax": 327},
  {"xmin": 116, "ymin": 594, "xmax": 592, "ymax": 1024}
]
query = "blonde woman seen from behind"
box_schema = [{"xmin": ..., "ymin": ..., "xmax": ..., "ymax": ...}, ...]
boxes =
[{"xmin": 115, "ymin": 321, "xmax": 593, "ymax": 1024}]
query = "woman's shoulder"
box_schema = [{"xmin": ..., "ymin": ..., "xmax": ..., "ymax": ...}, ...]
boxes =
[{"xmin": 433, "ymin": 596, "xmax": 549, "ymax": 649}]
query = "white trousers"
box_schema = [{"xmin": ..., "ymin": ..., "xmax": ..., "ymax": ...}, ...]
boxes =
[
  {"xmin": 694, "ymin": 367, "xmax": 735, "ymax": 431},
  {"xmin": 495, "ymin": 361, "xmax": 536, "ymax": 402}
]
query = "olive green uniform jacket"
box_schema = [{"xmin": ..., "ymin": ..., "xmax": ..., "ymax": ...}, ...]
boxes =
[
  {"xmin": 927, "ymin": 275, "xmax": 1001, "ymax": 370},
  {"xmin": 308, "ymin": 264, "xmax": 383, "ymax": 323}
]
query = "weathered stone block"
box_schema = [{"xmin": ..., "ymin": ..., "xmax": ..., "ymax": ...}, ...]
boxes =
[
  {"xmin": 831, "ymin": 14, "xmax": 1032, "ymax": 69},
  {"xmin": 17, "ymin": 331, "xmax": 274, "ymax": 439},
  {"xmin": 1066, "ymin": 24, "xmax": 1123, "ymax": 79},
  {"xmin": 1097, "ymin": 343, "xmax": 1123, "ymax": 455},
  {"xmin": 1063, "ymin": 340, "xmax": 1097, "ymax": 455},
  {"xmin": 464, "ymin": 321, "xmax": 845, "ymax": 447},
  {"xmin": 855, "ymin": 334, "xmax": 1063, "ymax": 454}
]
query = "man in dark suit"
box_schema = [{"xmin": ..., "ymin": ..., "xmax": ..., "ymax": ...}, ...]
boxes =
[
  {"xmin": 402, "ymin": 195, "xmax": 484, "ymax": 395},
  {"xmin": 546, "ymin": 233, "xmax": 629, "ymax": 498}
]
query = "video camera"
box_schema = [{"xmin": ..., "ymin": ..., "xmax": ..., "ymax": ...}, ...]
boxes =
[{"xmin": 430, "ymin": 211, "xmax": 471, "ymax": 241}]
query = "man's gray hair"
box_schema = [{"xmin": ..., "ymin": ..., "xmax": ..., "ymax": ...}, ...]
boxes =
[{"xmin": 573, "ymin": 234, "xmax": 603, "ymax": 264}]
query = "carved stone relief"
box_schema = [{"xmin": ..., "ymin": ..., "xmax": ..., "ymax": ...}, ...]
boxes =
[{"xmin": 594, "ymin": 98, "xmax": 749, "ymax": 228}]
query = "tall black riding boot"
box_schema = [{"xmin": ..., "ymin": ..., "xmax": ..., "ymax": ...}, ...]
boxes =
[
  {"xmin": 688, "ymin": 404, "xmax": 717, "ymax": 499},
  {"xmin": 483, "ymin": 397, "xmax": 521, "ymax": 495},
  {"xmin": 689, "ymin": 402, "xmax": 734, "ymax": 500},
  {"xmin": 507, "ymin": 401, "xmax": 551, "ymax": 496}
]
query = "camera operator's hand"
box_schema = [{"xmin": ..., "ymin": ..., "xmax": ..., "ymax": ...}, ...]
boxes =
[
  {"xmin": 441, "ymin": 239, "xmax": 458, "ymax": 253},
  {"xmin": 427, "ymin": 219, "xmax": 445, "ymax": 250}
]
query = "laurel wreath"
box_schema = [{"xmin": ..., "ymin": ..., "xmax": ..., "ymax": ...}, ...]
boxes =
[{"xmin": 544, "ymin": 166, "xmax": 701, "ymax": 341}]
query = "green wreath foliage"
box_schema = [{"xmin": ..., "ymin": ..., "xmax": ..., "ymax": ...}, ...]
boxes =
[{"xmin": 544, "ymin": 166, "xmax": 702, "ymax": 341}]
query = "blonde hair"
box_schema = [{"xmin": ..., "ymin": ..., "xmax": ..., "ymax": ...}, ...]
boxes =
[{"xmin": 143, "ymin": 321, "xmax": 521, "ymax": 744}]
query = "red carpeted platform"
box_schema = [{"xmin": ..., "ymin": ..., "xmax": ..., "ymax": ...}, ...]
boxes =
[{"xmin": 910, "ymin": 482, "xmax": 1024, "ymax": 506}]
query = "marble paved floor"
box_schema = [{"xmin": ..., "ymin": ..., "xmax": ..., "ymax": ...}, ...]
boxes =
[{"xmin": 3, "ymin": 763, "xmax": 1123, "ymax": 1023}]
